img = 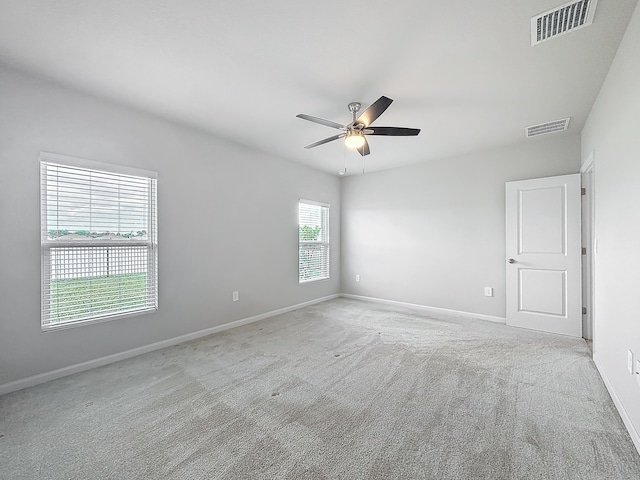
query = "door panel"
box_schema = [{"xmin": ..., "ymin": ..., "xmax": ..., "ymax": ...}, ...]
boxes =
[
  {"xmin": 519, "ymin": 269, "xmax": 565, "ymax": 316},
  {"xmin": 506, "ymin": 174, "xmax": 581, "ymax": 337},
  {"xmin": 519, "ymin": 187, "xmax": 565, "ymax": 254}
]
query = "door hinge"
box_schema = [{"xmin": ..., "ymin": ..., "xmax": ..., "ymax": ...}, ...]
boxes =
[
  {"xmin": 581, "ymin": 187, "xmax": 586, "ymax": 195},
  {"xmin": 582, "ymin": 307, "xmax": 587, "ymax": 315},
  {"xmin": 582, "ymin": 247, "xmax": 587, "ymax": 255}
]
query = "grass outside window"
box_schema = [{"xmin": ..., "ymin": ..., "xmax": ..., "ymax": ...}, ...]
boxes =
[{"xmin": 48, "ymin": 273, "xmax": 148, "ymax": 325}]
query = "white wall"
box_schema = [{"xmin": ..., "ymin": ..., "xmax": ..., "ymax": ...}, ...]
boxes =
[
  {"xmin": 0, "ymin": 66, "xmax": 340, "ymax": 388},
  {"xmin": 341, "ymin": 136, "xmax": 580, "ymax": 319},
  {"xmin": 581, "ymin": 2, "xmax": 640, "ymax": 451}
]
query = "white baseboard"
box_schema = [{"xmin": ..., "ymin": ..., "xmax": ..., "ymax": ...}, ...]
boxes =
[
  {"xmin": 0, "ymin": 294, "xmax": 339, "ymax": 396},
  {"xmin": 340, "ymin": 293, "xmax": 507, "ymax": 324},
  {"xmin": 593, "ymin": 354, "xmax": 640, "ymax": 456}
]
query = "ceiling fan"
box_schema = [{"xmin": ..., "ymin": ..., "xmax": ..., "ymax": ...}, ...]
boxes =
[{"xmin": 296, "ymin": 96, "xmax": 420, "ymax": 156}]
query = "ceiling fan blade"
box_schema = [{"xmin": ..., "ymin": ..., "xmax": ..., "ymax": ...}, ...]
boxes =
[
  {"xmin": 368, "ymin": 127, "xmax": 421, "ymax": 136},
  {"xmin": 356, "ymin": 137, "xmax": 370, "ymax": 156},
  {"xmin": 296, "ymin": 114, "xmax": 345, "ymax": 130},
  {"xmin": 354, "ymin": 96, "xmax": 393, "ymax": 128},
  {"xmin": 304, "ymin": 133, "xmax": 346, "ymax": 149}
]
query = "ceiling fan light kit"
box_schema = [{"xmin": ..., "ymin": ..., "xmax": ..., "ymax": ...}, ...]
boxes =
[
  {"xmin": 344, "ymin": 131, "xmax": 365, "ymax": 149},
  {"xmin": 296, "ymin": 95, "xmax": 420, "ymax": 157}
]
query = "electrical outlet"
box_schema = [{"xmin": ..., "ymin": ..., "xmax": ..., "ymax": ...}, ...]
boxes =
[
  {"xmin": 232, "ymin": 291, "xmax": 239, "ymax": 302},
  {"xmin": 355, "ymin": 274, "xmax": 360, "ymax": 282},
  {"xmin": 484, "ymin": 287, "xmax": 493, "ymax": 297},
  {"xmin": 628, "ymin": 350, "xmax": 634, "ymax": 375}
]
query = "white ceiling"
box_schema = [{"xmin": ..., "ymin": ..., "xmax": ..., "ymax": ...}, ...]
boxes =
[{"xmin": 0, "ymin": 0, "xmax": 637, "ymax": 175}]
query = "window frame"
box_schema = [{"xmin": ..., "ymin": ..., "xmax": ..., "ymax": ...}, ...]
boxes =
[
  {"xmin": 40, "ymin": 152, "xmax": 158, "ymax": 331},
  {"xmin": 298, "ymin": 199, "xmax": 330, "ymax": 284}
]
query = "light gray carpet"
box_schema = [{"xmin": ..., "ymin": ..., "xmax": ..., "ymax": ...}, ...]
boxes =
[{"xmin": 1, "ymin": 298, "xmax": 639, "ymax": 479}]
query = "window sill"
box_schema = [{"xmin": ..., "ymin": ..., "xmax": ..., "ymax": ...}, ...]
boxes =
[
  {"xmin": 41, "ymin": 307, "xmax": 157, "ymax": 332},
  {"xmin": 299, "ymin": 277, "xmax": 330, "ymax": 285}
]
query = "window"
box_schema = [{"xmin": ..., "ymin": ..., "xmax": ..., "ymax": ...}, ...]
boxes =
[
  {"xmin": 299, "ymin": 199, "xmax": 329, "ymax": 283},
  {"xmin": 40, "ymin": 153, "xmax": 158, "ymax": 330}
]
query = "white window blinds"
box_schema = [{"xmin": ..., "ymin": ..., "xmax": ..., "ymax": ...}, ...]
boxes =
[
  {"xmin": 299, "ymin": 200, "xmax": 329, "ymax": 283},
  {"xmin": 40, "ymin": 153, "xmax": 158, "ymax": 329}
]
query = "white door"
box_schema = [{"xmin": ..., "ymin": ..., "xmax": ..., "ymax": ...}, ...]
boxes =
[{"xmin": 506, "ymin": 174, "xmax": 582, "ymax": 337}]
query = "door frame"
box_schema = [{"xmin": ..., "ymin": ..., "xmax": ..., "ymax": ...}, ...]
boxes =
[{"xmin": 581, "ymin": 152, "xmax": 595, "ymax": 344}]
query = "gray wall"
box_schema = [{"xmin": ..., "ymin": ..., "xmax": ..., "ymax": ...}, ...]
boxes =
[
  {"xmin": 581, "ymin": 1, "xmax": 640, "ymax": 449},
  {"xmin": 0, "ymin": 66, "xmax": 340, "ymax": 387},
  {"xmin": 341, "ymin": 136, "xmax": 580, "ymax": 319}
]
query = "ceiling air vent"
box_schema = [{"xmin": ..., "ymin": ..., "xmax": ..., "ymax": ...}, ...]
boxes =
[
  {"xmin": 531, "ymin": 0, "xmax": 598, "ymax": 46},
  {"xmin": 525, "ymin": 118, "xmax": 571, "ymax": 138}
]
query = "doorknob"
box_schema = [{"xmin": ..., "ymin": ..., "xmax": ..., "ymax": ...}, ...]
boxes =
[{"xmin": 508, "ymin": 258, "xmax": 516, "ymax": 264}]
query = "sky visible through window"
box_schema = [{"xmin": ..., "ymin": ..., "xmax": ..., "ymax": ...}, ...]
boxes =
[{"xmin": 46, "ymin": 164, "xmax": 150, "ymax": 240}]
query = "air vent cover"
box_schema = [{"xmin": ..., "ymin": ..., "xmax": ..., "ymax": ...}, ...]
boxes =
[
  {"xmin": 531, "ymin": 0, "xmax": 598, "ymax": 46},
  {"xmin": 526, "ymin": 118, "xmax": 571, "ymax": 138}
]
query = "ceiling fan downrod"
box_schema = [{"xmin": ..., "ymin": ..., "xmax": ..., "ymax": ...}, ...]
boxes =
[{"xmin": 348, "ymin": 102, "xmax": 361, "ymax": 124}]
